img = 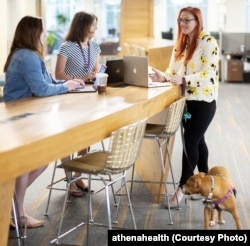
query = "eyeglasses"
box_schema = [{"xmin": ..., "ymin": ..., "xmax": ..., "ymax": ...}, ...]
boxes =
[{"xmin": 177, "ymin": 18, "xmax": 196, "ymax": 24}]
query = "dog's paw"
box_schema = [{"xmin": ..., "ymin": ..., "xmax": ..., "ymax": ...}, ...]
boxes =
[
  {"xmin": 209, "ymin": 220, "xmax": 216, "ymax": 227},
  {"xmin": 218, "ymin": 219, "xmax": 225, "ymax": 224}
]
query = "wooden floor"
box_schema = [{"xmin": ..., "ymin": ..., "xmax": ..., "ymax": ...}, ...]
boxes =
[{"xmin": 8, "ymin": 81, "xmax": 250, "ymax": 246}]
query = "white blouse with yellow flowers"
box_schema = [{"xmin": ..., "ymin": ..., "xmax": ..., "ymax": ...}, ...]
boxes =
[{"xmin": 165, "ymin": 31, "xmax": 219, "ymax": 103}]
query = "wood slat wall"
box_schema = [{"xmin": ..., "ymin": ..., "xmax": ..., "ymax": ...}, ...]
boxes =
[{"xmin": 120, "ymin": 0, "xmax": 154, "ymax": 56}]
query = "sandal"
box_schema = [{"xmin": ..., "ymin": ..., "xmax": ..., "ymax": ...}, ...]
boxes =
[
  {"xmin": 70, "ymin": 182, "xmax": 83, "ymax": 197},
  {"xmin": 74, "ymin": 178, "xmax": 94, "ymax": 193}
]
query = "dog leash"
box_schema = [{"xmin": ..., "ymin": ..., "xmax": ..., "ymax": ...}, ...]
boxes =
[{"xmin": 180, "ymin": 116, "xmax": 194, "ymax": 173}]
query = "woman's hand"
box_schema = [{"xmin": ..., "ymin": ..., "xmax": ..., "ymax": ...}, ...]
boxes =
[
  {"xmin": 85, "ymin": 72, "xmax": 96, "ymax": 81},
  {"xmin": 64, "ymin": 79, "xmax": 85, "ymax": 91},
  {"xmin": 149, "ymin": 68, "xmax": 166, "ymax": 82},
  {"xmin": 170, "ymin": 75, "xmax": 183, "ymax": 85}
]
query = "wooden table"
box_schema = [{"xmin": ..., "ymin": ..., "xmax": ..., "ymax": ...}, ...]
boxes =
[{"xmin": 0, "ymin": 84, "xmax": 181, "ymax": 245}]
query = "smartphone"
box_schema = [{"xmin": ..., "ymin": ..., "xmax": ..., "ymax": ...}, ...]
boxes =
[{"xmin": 99, "ymin": 64, "xmax": 107, "ymax": 73}]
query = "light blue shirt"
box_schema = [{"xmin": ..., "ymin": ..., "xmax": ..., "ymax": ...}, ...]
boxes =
[{"xmin": 3, "ymin": 49, "xmax": 68, "ymax": 102}]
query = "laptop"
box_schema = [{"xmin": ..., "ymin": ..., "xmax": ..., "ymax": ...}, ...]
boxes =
[
  {"xmin": 123, "ymin": 56, "xmax": 171, "ymax": 88},
  {"xmin": 105, "ymin": 59, "xmax": 124, "ymax": 84}
]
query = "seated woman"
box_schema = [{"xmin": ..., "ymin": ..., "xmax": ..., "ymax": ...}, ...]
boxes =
[
  {"xmin": 55, "ymin": 11, "xmax": 101, "ymax": 196},
  {"xmin": 3, "ymin": 15, "xmax": 84, "ymax": 228}
]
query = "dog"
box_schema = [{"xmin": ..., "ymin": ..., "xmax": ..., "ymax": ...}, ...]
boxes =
[{"xmin": 183, "ymin": 166, "xmax": 242, "ymax": 229}]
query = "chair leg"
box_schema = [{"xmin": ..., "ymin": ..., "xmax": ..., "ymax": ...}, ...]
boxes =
[
  {"xmin": 104, "ymin": 181, "xmax": 113, "ymax": 229},
  {"xmin": 157, "ymin": 142, "xmax": 173, "ymax": 225},
  {"xmin": 12, "ymin": 192, "xmax": 27, "ymax": 246},
  {"xmin": 45, "ymin": 155, "xmax": 76, "ymax": 217},
  {"xmin": 122, "ymin": 174, "xmax": 137, "ymax": 229},
  {"xmin": 54, "ymin": 181, "xmax": 72, "ymax": 244},
  {"xmin": 129, "ymin": 163, "xmax": 136, "ymax": 196},
  {"xmin": 111, "ymin": 171, "xmax": 137, "ymax": 229},
  {"xmin": 108, "ymin": 173, "xmax": 118, "ymax": 206},
  {"xmin": 44, "ymin": 161, "xmax": 58, "ymax": 216},
  {"xmin": 87, "ymin": 175, "xmax": 94, "ymax": 223},
  {"xmin": 165, "ymin": 144, "xmax": 180, "ymax": 208}
]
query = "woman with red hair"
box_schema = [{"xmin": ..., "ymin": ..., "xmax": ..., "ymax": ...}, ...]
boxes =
[{"xmin": 149, "ymin": 7, "xmax": 219, "ymax": 207}]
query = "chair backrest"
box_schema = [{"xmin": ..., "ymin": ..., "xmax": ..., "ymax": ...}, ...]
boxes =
[
  {"xmin": 163, "ymin": 97, "xmax": 186, "ymax": 136},
  {"xmin": 131, "ymin": 44, "xmax": 146, "ymax": 56},
  {"xmin": 105, "ymin": 118, "xmax": 147, "ymax": 172}
]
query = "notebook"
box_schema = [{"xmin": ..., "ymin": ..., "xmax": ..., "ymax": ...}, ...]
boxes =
[
  {"xmin": 105, "ymin": 59, "xmax": 124, "ymax": 84},
  {"xmin": 123, "ymin": 56, "xmax": 171, "ymax": 88}
]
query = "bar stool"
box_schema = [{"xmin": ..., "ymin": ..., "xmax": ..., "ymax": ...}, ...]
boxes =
[
  {"xmin": 44, "ymin": 142, "xmax": 106, "ymax": 216},
  {"xmin": 130, "ymin": 97, "xmax": 186, "ymax": 225},
  {"xmin": 51, "ymin": 118, "xmax": 147, "ymax": 245}
]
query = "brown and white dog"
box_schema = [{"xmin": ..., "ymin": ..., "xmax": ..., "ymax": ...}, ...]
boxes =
[{"xmin": 183, "ymin": 166, "xmax": 242, "ymax": 229}]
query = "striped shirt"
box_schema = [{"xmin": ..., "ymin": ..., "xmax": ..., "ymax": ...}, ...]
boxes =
[{"xmin": 58, "ymin": 40, "xmax": 101, "ymax": 78}]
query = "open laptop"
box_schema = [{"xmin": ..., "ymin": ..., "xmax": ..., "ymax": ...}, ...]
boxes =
[
  {"xmin": 106, "ymin": 59, "xmax": 124, "ymax": 84},
  {"xmin": 123, "ymin": 56, "xmax": 171, "ymax": 88}
]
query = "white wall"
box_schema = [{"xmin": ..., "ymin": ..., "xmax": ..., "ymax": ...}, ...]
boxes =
[
  {"xmin": 154, "ymin": 0, "xmax": 247, "ymax": 39},
  {"xmin": 0, "ymin": 0, "xmax": 40, "ymax": 74},
  {"xmin": 224, "ymin": 0, "xmax": 246, "ymax": 32},
  {"xmin": 0, "ymin": 1, "xmax": 8, "ymax": 73}
]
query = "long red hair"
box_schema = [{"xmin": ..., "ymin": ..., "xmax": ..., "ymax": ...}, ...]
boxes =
[{"xmin": 175, "ymin": 6, "xmax": 203, "ymax": 65}]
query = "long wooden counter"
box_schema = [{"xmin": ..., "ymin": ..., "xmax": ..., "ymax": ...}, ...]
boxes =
[{"xmin": 0, "ymin": 84, "xmax": 181, "ymax": 245}]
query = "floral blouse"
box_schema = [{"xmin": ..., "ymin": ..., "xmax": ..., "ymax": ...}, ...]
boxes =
[{"xmin": 165, "ymin": 31, "xmax": 219, "ymax": 102}]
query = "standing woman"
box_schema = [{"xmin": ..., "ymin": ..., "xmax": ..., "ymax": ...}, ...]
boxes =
[
  {"xmin": 149, "ymin": 6, "xmax": 219, "ymax": 207},
  {"xmin": 3, "ymin": 16, "xmax": 84, "ymax": 227},
  {"xmin": 55, "ymin": 11, "xmax": 101, "ymax": 194}
]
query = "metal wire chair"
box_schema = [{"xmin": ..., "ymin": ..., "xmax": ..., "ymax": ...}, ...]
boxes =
[
  {"xmin": 51, "ymin": 118, "xmax": 147, "ymax": 245},
  {"xmin": 44, "ymin": 142, "xmax": 106, "ymax": 216},
  {"xmin": 130, "ymin": 96, "xmax": 186, "ymax": 225}
]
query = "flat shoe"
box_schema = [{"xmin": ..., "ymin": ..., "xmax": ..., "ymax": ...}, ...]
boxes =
[
  {"xmin": 70, "ymin": 183, "xmax": 83, "ymax": 197},
  {"xmin": 165, "ymin": 187, "xmax": 183, "ymax": 209},
  {"xmin": 75, "ymin": 183, "xmax": 94, "ymax": 193},
  {"xmin": 74, "ymin": 178, "xmax": 94, "ymax": 193},
  {"xmin": 70, "ymin": 189, "xmax": 83, "ymax": 197}
]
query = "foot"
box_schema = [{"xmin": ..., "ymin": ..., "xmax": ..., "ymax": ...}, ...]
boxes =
[
  {"xmin": 70, "ymin": 182, "xmax": 83, "ymax": 197},
  {"xmin": 74, "ymin": 178, "xmax": 88, "ymax": 191},
  {"xmin": 10, "ymin": 215, "xmax": 44, "ymax": 229},
  {"xmin": 74, "ymin": 178, "xmax": 94, "ymax": 193},
  {"xmin": 25, "ymin": 215, "xmax": 45, "ymax": 228},
  {"xmin": 165, "ymin": 187, "xmax": 183, "ymax": 209}
]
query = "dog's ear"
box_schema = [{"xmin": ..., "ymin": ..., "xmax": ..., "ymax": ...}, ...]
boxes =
[
  {"xmin": 197, "ymin": 172, "xmax": 206, "ymax": 177},
  {"xmin": 188, "ymin": 176, "xmax": 197, "ymax": 188},
  {"xmin": 192, "ymin": 175, "xmax": 203, "ymax": 189}
]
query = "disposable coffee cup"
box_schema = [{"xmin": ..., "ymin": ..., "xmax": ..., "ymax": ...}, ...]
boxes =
[{"xmin": 96, "ymin": 73, "xmax": 108, "ymax": 94}]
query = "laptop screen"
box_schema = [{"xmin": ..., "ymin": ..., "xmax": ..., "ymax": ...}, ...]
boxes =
[{"xmin": 106, "ymin": 59, "xmax": 124, "ymax": 83}]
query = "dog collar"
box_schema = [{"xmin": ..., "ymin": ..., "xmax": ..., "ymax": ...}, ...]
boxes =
[{"xmin": 207, "ymin": 175, "xmax": 215, "ymax": 199}]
